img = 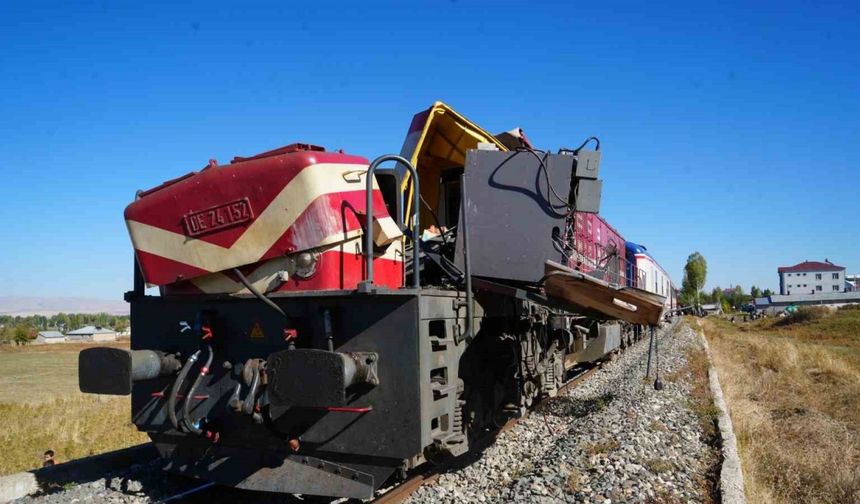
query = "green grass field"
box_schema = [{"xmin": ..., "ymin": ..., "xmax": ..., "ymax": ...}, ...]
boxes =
[{"xmin": 0, "ymin": 342, "xmax": 148, "ymax": 475}]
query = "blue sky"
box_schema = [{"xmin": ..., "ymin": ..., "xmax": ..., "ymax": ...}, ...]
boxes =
[{"xmin": 0, "ymin": 1, "xmax": 858, "ymax": 299}]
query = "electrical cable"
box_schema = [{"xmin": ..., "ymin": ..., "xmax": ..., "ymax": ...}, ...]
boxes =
[
  {"xmin": 517, "ymin": 147, "xmax": 572, "ymax": 212},
  {"xmin": 552, "ymin": 237, "xmax": 570, "ymax": 264},
  {"xmin": 417, "ymin": 192, "xmax": 467, "ymax": 285},
  {"xmin": 418, "ymin": 193, "xmax": 453, "ymax": 247},
  {"xmin": 520, "ymin": 137, "xmax": 601, "ymax": 266},
  {"xmin": 233, "ymin": 268, "xmax": 287, "ymax": 319},
  {"xmin": 557, "ymin": 137, "xmax": 602, "ymax": 264},
  {"xmin": 167, "ymin": 349, "xmax": 201, "ymax": 432},
  {"xmin": 182, "ymin": 344, "xmax": 214, "ymax": 435},
  {"xmin": 559, "ymin": 136, "xmax": 601, "ymax": 154}
]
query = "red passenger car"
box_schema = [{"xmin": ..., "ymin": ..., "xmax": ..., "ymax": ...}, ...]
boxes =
[{"xmin": 570, "ymin": 212, "xmax": 628, "ymax": 287}]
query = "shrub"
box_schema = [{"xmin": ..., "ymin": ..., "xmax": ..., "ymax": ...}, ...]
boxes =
[
  {"xmin": 13, "ymin": 326, "xmax": 30, "ymax": 346},
  {"xmin": 776, "ymin": 307, "xmax": 828, "ymax": 326}
]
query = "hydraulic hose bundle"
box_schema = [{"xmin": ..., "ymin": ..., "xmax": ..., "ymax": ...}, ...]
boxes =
[
  {"xmin": 166, "ymin": 316, "xmax": 217, "ymax": 438},
  {"xmin": 167, "ymin": 348, "xmax": 201, "ymax": 432},
  {"xmin": 182, "ymin": 343, "xmax": 214, "ymax": 434}
]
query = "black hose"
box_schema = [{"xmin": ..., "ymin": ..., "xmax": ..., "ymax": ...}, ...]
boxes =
[
  {"xmin": 518, "ymin": 147, "xmax": 572, "ymax": 212},
  {"xmin": 242, "ymin": 367, "xmax": 261, "ymax": 415},
  {"xmin": 168, "ymin": 349, "xmax": 201, "ymax": 432},
  {"xmin": 559, "ymin": 136, "xmax": 601, "ymax": 154},
  {"xmin": 181, "ymin": 344, "xmax": 214, "ymax": 435},
  {"xmin": 233, "ymin": 268, "xmax": 287, "ymax": 318}
]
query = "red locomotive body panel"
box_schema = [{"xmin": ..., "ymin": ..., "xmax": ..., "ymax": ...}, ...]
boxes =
[{"xmin": 124, "ymin": 144, "xmax": 403, "ymax": 292}]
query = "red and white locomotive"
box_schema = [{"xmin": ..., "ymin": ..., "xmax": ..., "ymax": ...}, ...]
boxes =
[{"xmin": 80, "ymin": 102, "xmax": 676, "ymax": 499}]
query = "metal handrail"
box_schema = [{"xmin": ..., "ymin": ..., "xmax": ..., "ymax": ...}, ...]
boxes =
[
  {"xmin": 361, "ymin": 154, "xmax": 420, "ymax": 290},
  {"xmin": 460, "ymin": 173, "xmax": 474, "ymax": 343}
]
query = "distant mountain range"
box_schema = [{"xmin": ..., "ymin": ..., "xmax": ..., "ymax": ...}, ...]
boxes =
[{"xmin": 0, "ymin": 296, "xmax": 129, "ymax": 316}]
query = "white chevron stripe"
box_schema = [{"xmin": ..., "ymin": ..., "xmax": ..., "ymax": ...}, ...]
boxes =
[
  {"xmin": 126, "ymin": 162, "xmax": 402, "ymax": 273},
  {"xmin": 189, "ymin": 236, "xmax": 403, "ymax": 294}
]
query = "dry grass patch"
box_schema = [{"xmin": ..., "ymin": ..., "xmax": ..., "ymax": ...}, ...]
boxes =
[
  {"xmin": 643, "ymin": 457, "xmax": 672, "ymax": 474},
  {"xmin": 648, "ymin": 420, "xmax": 668, "ymax": 432},
  {"xmin": 701, "ymin": 313, "xmax": 860, "ymax": 503},
  {"xmin": 565, "ymin": 467, "xmax": 582, "ymax": 493},
  {"xmin": 684, "ymin": 345, "xmax": 721, "ymax": 442},
  {"xmin": 645, "ymin": 489, "xmax": 686, "ymax": 504},
  {"xmin": 584, "ymin": 438, "xmax": 620, "ymax": 456},
  {"xmin": 0, "ymin": 395, "xmax": 148, "ymax": 475},
  {"xmin": 667, "ymin": 332, "xmax": 720, "ymax": 503},
  {"xmin": 0, "ymin": 341, "xmax": 146, "ymax": 475},
  {"xmin": 0, "ymin": 341, "xmax": 128, "ymax": 403}
]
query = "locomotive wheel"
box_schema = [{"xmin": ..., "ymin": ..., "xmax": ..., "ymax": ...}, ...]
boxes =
[
  {"xmin": 543, "ymin": 345, "xmax": 564, "ymax": 398},
  {"xmin": 522, "ymin": 380, "xmax": 537, "ymax": 409},
  {"xmin": 552, "ymin": 346, "xmax": 564, "ymax": 395}
]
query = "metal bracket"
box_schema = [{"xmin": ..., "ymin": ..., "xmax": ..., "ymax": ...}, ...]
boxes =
[
  {"xmin": 356, "ymin": 281, "xmax": 376, "ymax": 294},
  {"xmin": 295, "ymin": 454, "xmax": 374, "ymax": 487},
  {"xmin": 347, "ymin": 351, "xmax": 380, "ymax": 387}
]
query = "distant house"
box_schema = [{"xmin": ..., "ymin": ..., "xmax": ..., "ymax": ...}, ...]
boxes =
[
  {"xmin": 778, "ymin": 260, "xmax": 845, "ymax": 295},
  {"xmin": 700, "ymin": 303, "xmax": 723, "ymax": 315},
  {"xmin": 762, "ymin": 291, "xmax": 860, "ymax": 313},
  {"xmin": 847, "ymin": 274, "xmax": 860, "ymax": 292},
  {"xmin": 754, "ymin": 297, "xmax": 771, "ymax": 311},
  {"xmin": 66, "ymin": 325, "xmax": 118, "ymax": 342},
  {"xmin": 35, "ymin": 331, "xmax": 67, "ymax": 344}
]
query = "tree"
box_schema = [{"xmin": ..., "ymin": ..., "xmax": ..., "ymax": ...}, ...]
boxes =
[
  {"xmin": 682, "ymin": 252, "xmax": 708, "ymax": 308},
  {"xmin": 57, "ymin": 313, "xmax": 71, "ymax": 332},
  {"xmin": 114, "ymin": 318, "xmax": 129, "ymax": 333},
  {"xmin": 750, "ymin": 285, "xmax": 762, "ymax": 298},
  {"xmin": 762, "ymin": 288, "xmax": 774, "ymax": 297},
  {"xmin": 727, "ymin": 285, "xmax": 747, "ymax": 309},
  {"xmin": 13, "ymin": 326, "xmax": 31, "ymax": 346},
  {"xmin": 710, "ymin": 286, "xmax": 723, "ymax": 304}
]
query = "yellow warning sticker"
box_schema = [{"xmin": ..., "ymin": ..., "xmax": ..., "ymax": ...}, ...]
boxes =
[{"xmin": 249, "ymin": 321, "xmax": 265, "ymax": 340}]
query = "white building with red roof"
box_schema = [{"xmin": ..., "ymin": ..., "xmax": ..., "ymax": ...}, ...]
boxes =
[{"xmin": 778, "ymin": 259, "xmax": 846, "ymax": 295}]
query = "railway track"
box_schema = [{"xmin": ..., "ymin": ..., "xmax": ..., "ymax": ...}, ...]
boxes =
[
  {"xmin": 4, "ymin": 363, "xmax": 605, "ymax": 503},
  {"xmin": 370, "ymin": 363, "xmax": 600, "ymax": 504}
]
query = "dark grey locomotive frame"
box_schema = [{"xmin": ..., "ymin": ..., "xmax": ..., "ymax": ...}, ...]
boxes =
[{"xmin": 125, "ymin": 283, "xmax": 624, "ymax": 499}]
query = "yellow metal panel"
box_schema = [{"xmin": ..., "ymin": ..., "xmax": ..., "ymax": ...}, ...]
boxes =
[{"xmin": 400, "ymin": 101, "xmax": 508, "ymax": 227}]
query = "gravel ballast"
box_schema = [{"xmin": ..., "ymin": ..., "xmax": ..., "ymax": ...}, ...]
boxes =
[
  {"xmin": 11, "ymin": 322, "xmax": 717, "ymax": 504},
  {"xmin": 8, "ymin": 459, "xmax": 302, "ymax": 503},
  {"xmin": 407, "ymin": 321, "xmax": 719, "ymax": 504}
]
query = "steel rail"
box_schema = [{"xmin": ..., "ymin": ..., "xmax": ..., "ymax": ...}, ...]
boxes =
[{"xmin": 155, "ymin": 481, "xmax": 217, "ymax": 503}]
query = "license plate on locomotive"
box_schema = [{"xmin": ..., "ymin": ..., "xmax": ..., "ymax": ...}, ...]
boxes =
[{"xmin": 183, "ymin": 198, "xmax": 254, "ymax": 237}]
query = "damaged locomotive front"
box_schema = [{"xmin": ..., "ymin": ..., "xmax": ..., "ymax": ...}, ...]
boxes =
[{"xmin": 77, "ymin": 102, "xmax": 669, "ymax": 500}]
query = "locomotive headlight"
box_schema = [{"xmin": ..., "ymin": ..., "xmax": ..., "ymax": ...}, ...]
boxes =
[{"xmin": 293, "ymin": 250, "xmax": 320, "ymax": 279}]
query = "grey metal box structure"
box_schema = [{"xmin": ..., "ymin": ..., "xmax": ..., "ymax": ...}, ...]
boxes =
[
  {"xmin": 574, "ymin": 150, "xmax": 601, "ymax": 179},
  {"xmin": 573, "ymin": 179, "xmax": 602, "ymax": 214},
  {"xmin": 455, "ymin": 149, "xmax": 601, "ymax": 284}
]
